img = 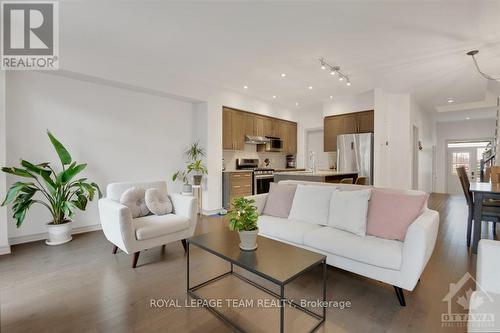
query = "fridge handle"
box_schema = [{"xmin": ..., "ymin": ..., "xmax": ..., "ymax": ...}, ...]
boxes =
[{"xmin": 351, "ymin": 141, "xmax": 354, "ymax": 150}]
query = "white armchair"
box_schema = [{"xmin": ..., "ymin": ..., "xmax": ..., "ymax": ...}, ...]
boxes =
[{"xmin": 98, "ymin": 181, "xmax": 198, "ymax": 268}]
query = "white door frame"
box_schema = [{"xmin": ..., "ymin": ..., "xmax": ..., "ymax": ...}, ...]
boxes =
[
  {"xmin": 412, "ymin": 125, "xmax": 419, "ymax": 190},
  {"xmin": 444, "ymin": 138, "xmax": 493, "ymax": 193}
]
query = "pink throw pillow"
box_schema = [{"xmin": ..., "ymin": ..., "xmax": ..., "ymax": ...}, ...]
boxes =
[
  {"xmin": 263, "ymin": 183, "xmax": 297, "ymax": 218},
  {"xmin": 366, "ymin": 189, "xmax": 428, "ymax": 241}
]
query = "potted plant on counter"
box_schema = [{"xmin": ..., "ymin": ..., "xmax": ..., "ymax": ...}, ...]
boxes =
[
  {"xmin": 228, "ymin": 197, "xmax": 259, "ymax": 251},
  {"xmin": 1, "ymin": 131, "xmax": 102, "ymax": 245}
]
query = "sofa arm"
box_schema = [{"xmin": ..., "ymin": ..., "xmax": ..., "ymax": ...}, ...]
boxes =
[
  {"xmin": 399, "ymin": 208, "xmax": 439, "ymax": 290},
  {"xmin": 170, "ymin": 193, "xmax": 198, "ymax": 226},
  {"xmin": 245, "ymin": 193, "xmax": 268, "ymax": 215},
  {"xmin": 477, "ymin": 240, "xmax": 500, "ymax": 294},
  {"xmin": 98, "ymin": 198, "xmax": 135, "ymax": 253}
]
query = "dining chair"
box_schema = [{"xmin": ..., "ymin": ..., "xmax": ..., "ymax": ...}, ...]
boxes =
[
  {"xmin": 340, "ymin": 178, "xmax": 354, "ymax": 184},
  {"xmin": 355, "ymin": 176, "xmax": 368, "ymax": 185},
  {"xmin": 456, "ymin": 166, "xmax": 500, "ymax": 247}
]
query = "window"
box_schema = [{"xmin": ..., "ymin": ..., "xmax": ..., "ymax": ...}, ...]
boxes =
[{"xmin": 451, "ymin": 152, "xmax": 470, "ymax": 175}]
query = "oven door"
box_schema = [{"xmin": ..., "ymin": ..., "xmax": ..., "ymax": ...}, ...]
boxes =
[{"xmin": 253, "ymin": 175, "xmax": 274, "ymax": 194}]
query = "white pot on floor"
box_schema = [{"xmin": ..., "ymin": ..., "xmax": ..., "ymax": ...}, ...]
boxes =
[
  {"xmin": 46, "ymin": 221, "xmax": 73, "ymax": 245},
  {"xmin": 238, "ymin": 229, "xmax": 258, "ymax": 251}
]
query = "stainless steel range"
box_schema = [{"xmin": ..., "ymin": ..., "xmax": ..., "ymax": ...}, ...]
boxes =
[{"xmin": 236, "ymin": 158, "xmax": 274, "ymax": 194}]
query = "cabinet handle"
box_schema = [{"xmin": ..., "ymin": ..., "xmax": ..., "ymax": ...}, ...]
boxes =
[
  {"xmin": 233, "ymin": 174, "xmax": 241, "ymax": 177},
  {"xmin": 233, "ymin": 185, "xmax": 241, "ymax": 188}
]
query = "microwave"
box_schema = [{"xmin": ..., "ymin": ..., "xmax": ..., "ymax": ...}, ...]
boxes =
[{"xmin": 263, "ymin": 136, "xmax": 283, "ymax": 152}]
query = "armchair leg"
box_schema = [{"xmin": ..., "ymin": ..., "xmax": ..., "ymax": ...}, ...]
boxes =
[
  {"xmin": 112, "ymin": 245, "xmax": 118, "ymax": 254},
  {"xmin": 132, "ymin": 251, "xmax": 140, "ymax": 268},
  {"xmin": 394, "ymin": 286, "xmax": 406, "ymax": 306},
  {"xmin": 181, "ymin": 239, "xmax": 187, "ymax": 252}
]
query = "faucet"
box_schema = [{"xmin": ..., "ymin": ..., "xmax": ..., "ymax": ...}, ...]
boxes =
[{"xmin": 309, "ymin": 151, "xmax": 316, "ymax": 173}]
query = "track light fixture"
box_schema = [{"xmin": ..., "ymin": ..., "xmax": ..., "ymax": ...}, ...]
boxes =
[{"xmin": 319, "ymin": 58, "xmax": 351, "ymax": 86}]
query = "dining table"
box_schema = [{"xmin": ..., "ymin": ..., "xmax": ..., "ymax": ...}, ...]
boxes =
[{"xmin": 470, "ymin": 182, "xmax": 500, "ymax": 254}]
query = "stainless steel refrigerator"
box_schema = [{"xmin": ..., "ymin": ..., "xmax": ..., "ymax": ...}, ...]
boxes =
[{"xmin": 336, "ymin": 133, "xmax": 374, "ymax": 185}]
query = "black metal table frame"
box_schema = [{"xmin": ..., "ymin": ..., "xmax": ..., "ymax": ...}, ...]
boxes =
[{"xmin": 187, "ymin": 240, "xmax": 327, "ymax": 333}]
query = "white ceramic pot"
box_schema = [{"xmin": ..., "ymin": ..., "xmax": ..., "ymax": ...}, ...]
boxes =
[
  {"xmin": 238, "ymin": 229, "xmax": 258, "ymax": 251},
  {"xmin": 46, "ymin": 221, "xmax": 73, "ymax": 245}
]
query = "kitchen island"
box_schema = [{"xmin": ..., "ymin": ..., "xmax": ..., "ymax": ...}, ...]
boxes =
[{"xmin": 274, "ymin": 170, "xmax": 358, "ymax": 183}]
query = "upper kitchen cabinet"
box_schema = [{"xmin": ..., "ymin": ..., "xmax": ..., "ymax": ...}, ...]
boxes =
[
  {"xmin": 222, "ymin": 107, "xmax": 297, "ymax": 153},
  {"xmin": 223, "ymin": 107, "xmax": 254, "ymax": 150},
  {"xmin": 324, "ymin": 110, "xmax": 374, "ymax": 152},
  {"xmin": 254, "ymin": 116, "xmax": 274, "ymax": 137}
]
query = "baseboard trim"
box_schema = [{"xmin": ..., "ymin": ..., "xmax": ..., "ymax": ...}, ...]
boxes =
[
  {"xmin": 8, "ymin": 224, "xmax": 102, "ymax": 245},
  {"xmin": 0, "ymin": 245, "xmax": 11, "ymax": 255},
  {"xmin": 201, "ymin": 208, "xmax": 223, "ymax": 216}
]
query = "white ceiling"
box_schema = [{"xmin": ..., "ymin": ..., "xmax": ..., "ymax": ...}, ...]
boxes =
[{"xmin": 58, "ymin": 0, "xmax": 500, "ymax": 112}]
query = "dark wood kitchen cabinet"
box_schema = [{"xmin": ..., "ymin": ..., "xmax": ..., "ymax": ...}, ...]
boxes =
[{"xmin": 324, "ymin": 110, "xmax": 374, "ymax": 152}]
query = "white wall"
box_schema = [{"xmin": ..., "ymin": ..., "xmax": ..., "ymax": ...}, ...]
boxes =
[
  {"xmin": 410, "ymin": 99, "xmax": 435, "ymax": 193},
  {"xmin": 296, "ymin": 102, "xmax": 324, "ymax": 169},
  {"xmin": 435, "ymin": 118, "xmax": 495, "ymax": 193},
  {"xmin": 5, "ymin": 71, "xmax": 197, "ymax": 243},
  {"xmin": 323, "ymin": 90, "xmax": 375, "ymax": 117},
  {"xmin": 0, "ymin": 71, "xmax": 10, "ymax": 254}
]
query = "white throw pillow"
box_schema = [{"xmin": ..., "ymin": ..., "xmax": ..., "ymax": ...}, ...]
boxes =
[
  {"xmin": 328, "ymin": 189, "xmax": 371, "ymax": 236},
  {"xmin": 145, "ymin": 188, "xmax": 172, "ymax": 216},
  {"xmin": 120, "ymin": 187, "xmax": 150, "ymax": 218},
  {"xmin": 288, "ymin": 184, "xmax": 336, "ymax": 225}
]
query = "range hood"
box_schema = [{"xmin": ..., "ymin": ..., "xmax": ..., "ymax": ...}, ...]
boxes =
[{"xmin": 245, "ymin": 135, "xmax": 270, "ymax": 144}]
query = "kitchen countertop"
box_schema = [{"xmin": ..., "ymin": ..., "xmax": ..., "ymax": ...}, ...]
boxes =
[
  {"xmin": 222, "ymin": 169, "xmax": 253, "ymax": 173},
  {"xmin": 274, "ymin": 170, "xmax": 358, "ymax": 177},
  {"xmin": 222, "ymin": 168, "xmax": 306, "ymax": 173}
]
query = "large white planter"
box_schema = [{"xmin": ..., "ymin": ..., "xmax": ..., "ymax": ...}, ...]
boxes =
[
  {"xmin": 238, "ymin": 229, "xmax": 258, "ymax": 251},
  {"xmin": 46, "ymin": 221, "xmax": 73, "ymax": 246}
]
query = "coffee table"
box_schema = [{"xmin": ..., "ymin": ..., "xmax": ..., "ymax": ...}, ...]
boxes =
[{"xmin": 187, "ymin": 230, "xmax": 327, "ymax": 333}]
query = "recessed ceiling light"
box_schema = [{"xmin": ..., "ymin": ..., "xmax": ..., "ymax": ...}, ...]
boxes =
[
  {"xmin": 321, "ymin": 65, "xmax": 326, "ymax": 70},
  {"xmin": 329, "ymin": 95, "xmax": 333, "ymax": 99},
  {"xmin": 272, "ymin": 95, "xmax": 276, "ymax": 99},
  {"xmin": 339, "ymin": 77, "xmax": 344, "ymax": 81},
  {"xmin": 281, "ymin": 73, "xmax": 286, "ymax": 78},
  {"xmin": 308, "ymin": 86, "xmax": 313, "ymax": 90},
  {"xmin": 330, "ymin": 70, "xmax": 336, "ymax": 76},
  {"xmin": 243, "ymin": 85, "xmax": 248, "ymax": 89},
  {"xmin": 466, "ymin": 117, "xmax": 471, "ymax": 120},
  {"xmin": 295, "ymin": 102, "xmax": 299, "ymax": 106},
  {"xmin": 447, "ymin": 98, "xmax": 454, "ymax": 103},
  {"xmin": 346, "ymin": 81, "xmax": 351, "ymax": 86}
]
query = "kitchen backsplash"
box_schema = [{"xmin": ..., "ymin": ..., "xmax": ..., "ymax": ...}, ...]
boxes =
[{"xmin": 223, "ymin": 144, "xmax": 288, "ymax": 170}]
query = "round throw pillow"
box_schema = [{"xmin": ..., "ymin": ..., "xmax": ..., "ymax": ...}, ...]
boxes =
[
  {"xmin": 145, "ymin": 188, "xmax": 172, "ymax": 216},
  {"xmin": 119, "ymin": 187, "xmax": 150, "ymax": 218}
]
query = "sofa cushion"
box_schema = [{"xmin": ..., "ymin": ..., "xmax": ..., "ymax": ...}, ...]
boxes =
[
  {"xmin": 367, "ymin": 188, "xmax": 428, "ymax": 241},
  {"xmin": 145, "ymin": 188, "xmax": 173, "ymax": 215},
  {"xmin": 288, "ymin": 184, "xmax": 336, "ymax": 225},
  {"xmin": 262, "ymin": 183, "xmax": 297, "ymax": 218},
  {"xmin": 120, "ymin": 187, "xmax": 150, "ymax": 218},
  {"xmin": 258, "ymin": 215, "xmax": 322, "ymax": 245},
  {"xmin": 303, "ymin": 227, "xmax": 403, "ymax": 270},
  {"xmin": 134, "ymin": 214, "xmax": 189, "ymax": 241},
  {"xmin": 328, "ymin": 189, "xmax": 371, "ymax": 236}
]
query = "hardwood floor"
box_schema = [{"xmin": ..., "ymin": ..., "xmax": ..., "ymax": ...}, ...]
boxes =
[{"xmin": 0, "ymin": 194, "xmax": 496, "ymax": 332}]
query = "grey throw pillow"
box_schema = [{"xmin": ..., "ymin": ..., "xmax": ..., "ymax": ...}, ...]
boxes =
[
  {"xmin": 262, "ymin": 183, "xmax": 297, "ymax": 218},
  {"xmin": 145, "ymin": 188, "xmax": 172, "ymax": 215},
  {"xmin": 120, "ymin": 187, "xmax": 150, "ymax": 218}
]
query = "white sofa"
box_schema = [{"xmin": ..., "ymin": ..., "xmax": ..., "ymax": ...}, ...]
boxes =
[
  {"xmin": 98, "ymin": 181, "xmax": 198, "ymax": 268},
  {"xmin": 468, "ymin": 240, "xmax": 500, "ymax": 332},
  {"xmin": 247, "ymin": 180, "xmax": 439, "ymax": 306}
]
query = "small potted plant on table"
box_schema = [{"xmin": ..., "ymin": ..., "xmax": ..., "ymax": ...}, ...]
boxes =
[
  {"xmin": 1, "ymin": 131, "xmax": 102, "ymax": 245},
  {"xmin": 228, "ymin": 197, "xmax": 259, "ymax": 251}
]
